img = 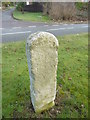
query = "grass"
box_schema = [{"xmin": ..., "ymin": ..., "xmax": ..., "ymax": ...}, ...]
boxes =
[
  {"xmin": 2, "ymin": 33, "xmax": 88, "ymax": 118},
  {"xmin": 13, "ymin": 9, "xmax": 51, "ymax": 22}
]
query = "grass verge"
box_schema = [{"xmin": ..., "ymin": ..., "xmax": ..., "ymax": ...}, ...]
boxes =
[
  {"xmin": 2, "ymin": 33, "xmax": 88, "ymax": 118},
  {"xmin": 13, "ymin": 9, "xmax": 51, "ymax": 22}
]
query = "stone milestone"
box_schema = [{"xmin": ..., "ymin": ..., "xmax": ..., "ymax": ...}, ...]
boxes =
[{"xmin": 26, "ymin": 32, "xmax": 58, "ymax": 113}]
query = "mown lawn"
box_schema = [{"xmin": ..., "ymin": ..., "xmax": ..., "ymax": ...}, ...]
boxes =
[
  {"xmin": 13, "ymin": 10, "xmax": 51, "ymax": 22},
  {"xmin": 2, "ymin": 33, "xmax": 88, "ymax": 118}
]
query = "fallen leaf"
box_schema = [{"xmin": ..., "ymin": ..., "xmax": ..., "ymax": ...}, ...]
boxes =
[{"xmin": 68, "ymin": 77, "xmax": 72, "ymax": 80}]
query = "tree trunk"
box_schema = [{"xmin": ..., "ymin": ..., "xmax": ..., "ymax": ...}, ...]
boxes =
[
  {"xmin": 21, "ymin": 7, "xmax": 24, "ymax": 14},
  {"xmin": 43, "ymin": 2, "xmax": 76, "ymax": 20}
]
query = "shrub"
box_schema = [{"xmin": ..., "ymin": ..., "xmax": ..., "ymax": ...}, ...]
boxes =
[{"xmin": 76, "ymin": 2, "xmax": 88, "ymax": 10}]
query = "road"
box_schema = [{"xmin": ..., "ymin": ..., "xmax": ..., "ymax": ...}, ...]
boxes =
[{"xmin": 1, "ymin": 8, "xmax": 88, "ymax": 43}]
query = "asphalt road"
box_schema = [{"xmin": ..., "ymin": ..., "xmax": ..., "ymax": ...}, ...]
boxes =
[{"xmin": 1, "ymin": 8, "xmax": 88, "ymax": 43}]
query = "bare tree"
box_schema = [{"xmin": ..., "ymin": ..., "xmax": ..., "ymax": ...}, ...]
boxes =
[{"xmin": 43, "ymin": 2, "xmax": 76, "ymax": 20}]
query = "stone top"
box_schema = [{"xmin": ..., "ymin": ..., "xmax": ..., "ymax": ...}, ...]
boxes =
[{"xmin": 27, "ymin": 32, "xmax": 58, "ymax": 48}]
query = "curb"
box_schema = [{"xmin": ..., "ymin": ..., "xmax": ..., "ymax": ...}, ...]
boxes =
[
  {"xmin": 12, "ymin": 10, "xmax": 88, "ymax": 24},
  {"xmin": 12, "ymin": 11, "xmax": 24, "ymax": 21},
  {"xmin": 12, "ymin": 10, "xmax": 53, "ymax": 23}
]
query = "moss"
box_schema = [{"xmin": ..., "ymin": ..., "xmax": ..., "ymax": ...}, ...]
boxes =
[{"xmin": 35, "ymin": 101, "xmax": 55, "ymax": 113}]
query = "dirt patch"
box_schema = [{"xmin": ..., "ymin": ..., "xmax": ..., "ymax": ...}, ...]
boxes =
[{"xmin": 11, "ymin": 86, "xmax": 68, "ymax": 118}]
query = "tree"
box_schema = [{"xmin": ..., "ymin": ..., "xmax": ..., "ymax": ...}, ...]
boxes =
[
  {"xmin": 2, "ymin": 2, "xmax": 10, "ymax": 7},
  {"xmin": 16, "ymin": 2, "xmax": 26, "ymax": 14},
  {"xmin": 43, "ymin": 2, "xmax": 76, "ymax": 20}
]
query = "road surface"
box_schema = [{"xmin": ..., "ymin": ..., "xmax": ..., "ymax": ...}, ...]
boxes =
[{"xmin": 1, "ymin": 8, "xmax": 88, "ymax": 43}]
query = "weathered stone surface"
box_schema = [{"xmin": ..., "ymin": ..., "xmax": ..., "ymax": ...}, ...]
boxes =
[{"xmin": 26, "ymin": 32, "xmax": 58, "ymax": 113}]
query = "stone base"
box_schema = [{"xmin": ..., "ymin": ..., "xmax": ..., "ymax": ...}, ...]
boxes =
[{"xmin": 35, "ymin": 101, "xmax": 55, "ymax": 113}]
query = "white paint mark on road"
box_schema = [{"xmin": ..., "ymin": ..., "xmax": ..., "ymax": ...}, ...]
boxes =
[
  {"xmin": 2, "ymin": 31, "xmax": 31, "ymax": 36},
  {"xmin": 46, "ymin": 27, "xmax": 74, "ymax": 31},
  {"xmin": 81, "ymin": 26, "xmax": 88, "ymax": 28},
  {"xmin": 0, "ymin": 28, "xmax": 4, "ymax": 30},
  {"xmin": 46, "ymin": 27, "xmax": 66, "ymax": 31},
  {"xmin": 28, "ymin": 26, "xmax": 36, "ymax": 28},
  {"xmin": 13, "ymin": 27, "xmax": 21, "ymax": 29}
]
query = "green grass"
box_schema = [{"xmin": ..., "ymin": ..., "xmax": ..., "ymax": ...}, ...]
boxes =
[
  {"xmin": 2, "ymin": 33, "xmax": 88, "ymax": 118},
  {"xmin": 13, "ymin": 9, "xmax": 51, "ymax": 22}
]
